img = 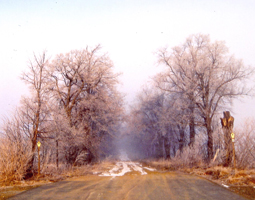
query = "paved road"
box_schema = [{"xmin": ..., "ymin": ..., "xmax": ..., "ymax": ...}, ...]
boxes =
[{"xmin": 9, "ymin": 171, "xmax": 246, "ymax": 200}]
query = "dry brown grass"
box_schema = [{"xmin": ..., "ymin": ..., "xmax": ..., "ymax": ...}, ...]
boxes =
[
  {"xmin": 148, "ymin": 159, "xmax": 176, "ymax": 170},
  {"xmin": 0, "ymin": 137, "xmax": 116, "ymax": 186},
  {"xmin": 0, "ymin": 159, "xmax": 117, "ymax": 200},
  {"xmin": 226, "ymin": 170, "xmax": 255, "ymax": 185},
  {"xmin": 142, "ymin": 158, "xmax": 255, "ymax": 187},
  {"xmin": 0, "ymin": 138, "xmax": 31, "ymax": 186},
  {"xmin": 205, "ymin": 166, "xmax": 231, "ymax": 178},
  {"xmin": 37, "ymin": 160, "xmax": 116, "ymax": 181},
  {"xmin": 191, "ymin": 167, "xmax": 255, "ymax": 186},
  {"xmin": 142, "ymin": 158, "xmax": 198, "ymax": 172},
  {"xmin": 142, "ymin": 148, "xmax": 206, "ymax": 172}
]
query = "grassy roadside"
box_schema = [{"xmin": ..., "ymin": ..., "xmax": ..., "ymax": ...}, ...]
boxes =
[
  {"xmin": 1, "ymin": 160, "xmax": 255, "ymax": 199},
  {"xmin": 141, "ymin": 159, "xmax": 255, "ymax": 200},
  {"xmin": 0, "ymin": 161, "xmax": 116, "ymax": 200},
  {"xmin": 0, "ymin": 181, "xmax": 50, "ymax": 200},
  {"xmin": 185, "ymin": 167, "xmax": 255, "ymax": 200}
]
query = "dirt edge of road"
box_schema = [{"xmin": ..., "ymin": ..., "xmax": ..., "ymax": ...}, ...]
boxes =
[
  {"xmin": 1, "ymin": 161, "xmax": 255, "ymax": 200},
  {"xmin": 0, "ymin": 162, "xmax": 115, "ymax": 200},
  {"xmin": 190, "ymin": 171, "xmax": 255, "ymax": 200},
  {"xmin": 141, "ymin": 161, "xmax": 255, "ymax": 200},
  {"xmin": 0, "ymin": 182, "xmax": 50, "ymax": 200}
]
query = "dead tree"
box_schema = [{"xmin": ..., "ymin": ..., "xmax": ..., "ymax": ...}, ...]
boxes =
[{"xmin": 220, "ymin": 111, "xmax": 234, "ymax": 167}]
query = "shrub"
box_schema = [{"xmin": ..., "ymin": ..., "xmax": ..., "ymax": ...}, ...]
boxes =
[{"xmin": 0, "ymin": 137, "xmax": 31, "ymax": 185}]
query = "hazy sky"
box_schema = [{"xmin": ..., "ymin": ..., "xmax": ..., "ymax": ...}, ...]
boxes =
[{"xmin": 1, "ymin": 0, "xmax": 255, "ymax": 126}]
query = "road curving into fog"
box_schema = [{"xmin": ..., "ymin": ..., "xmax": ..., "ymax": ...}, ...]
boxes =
[{"xmin": 9, "ymin": 152, "xmax": 246, "ymax": 200}]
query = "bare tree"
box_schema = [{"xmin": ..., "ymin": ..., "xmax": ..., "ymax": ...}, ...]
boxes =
[
  {"xmin": 21, "ymin": 52, "xmax": 49, "ymax": 176},
  {"xmin": 128, "ymin": 87, "xmax": 186, "ymax": 159},
  {"xmin": 156, "ymin": 34, "xmax": 253, "ymax": 161}
]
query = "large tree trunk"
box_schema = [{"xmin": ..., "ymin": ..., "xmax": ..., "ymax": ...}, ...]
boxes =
[
  {"xmin": 189, "ymin": 113, "xmax": 195, "ymax": 147},
  {"xmin": 26, "ymin": 91, "xmax": 41, "ymax": 178},
  {"xmin": 188, "ymin": 97, "xmax": 196, "ymax": 147},
  {"xmin": 178, "ymin": 125, "xmax": 185, "ymax": 153},
  {"xmin": 206, "ymin": 117, "xmax": 213, "ymax": 162},
  {"xmin": 157, "ymin": 134, "xmax": 164, "ymax": 158},
  {"xmin": 162, "ymin": 136, "xmax": 166, "ymax": 158},
  {"xmin": 164, "ymin": 136, "xmax": 171, "ymax": 159},
  {"xmin": 25, "ymin": 137, "xmax": 37, "ymax": 178}
]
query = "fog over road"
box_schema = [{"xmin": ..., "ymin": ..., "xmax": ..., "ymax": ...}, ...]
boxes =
[{"xmin": 10, "ymin": 152, "xmax": 246, "ymax": 200}]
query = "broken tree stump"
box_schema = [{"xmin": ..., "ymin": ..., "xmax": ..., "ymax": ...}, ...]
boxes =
[{"xmin": 220, "ymin": 111, "xmax": 234, "ymax": 167}]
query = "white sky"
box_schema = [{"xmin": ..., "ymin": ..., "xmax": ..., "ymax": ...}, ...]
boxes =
[{"xmin": 0, "ymin": 0, "xmax": 255, "ymax": 126}]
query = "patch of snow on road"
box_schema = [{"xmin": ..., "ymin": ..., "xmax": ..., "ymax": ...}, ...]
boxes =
[
  {"xmin": 144, "ymin": 167, "xmax": 156, "ymax": 171},
  {"xmin": 117, "ymin": 162, "xmax": 132, "ymax": 176},
  {"xmin": 222, "ymin": 184, "xmax": 229, "ymax": 188},
  {"xmin": 109, "ymin": 162, "xmax": 122, "ymax": 174},
  {"xmin": 99, "ymin": 151, "xmax": 149, "ymax": 177},
  {"xmin": 128, "ymin": 162, "xmax": 147, "ymax": 175},
  {"xmin": 100, "ymin": 162, "xmax": 132, "ymax": 177}
]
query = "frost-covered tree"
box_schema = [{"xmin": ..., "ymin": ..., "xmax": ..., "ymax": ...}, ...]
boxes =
[
  {"xmin": 21, "ymin": 52, "xmax": 49, "ymax": 176},
  {"xmin": 128, "ymin": 87, "xmax": 187, "ymax": 159},
  {"xmin": 156, "ymin": 34, "xmax": 253, "ymax": 161},
  {"xmin": 48, "ymin": 45, "xmax": 123, "ymax": 163}
]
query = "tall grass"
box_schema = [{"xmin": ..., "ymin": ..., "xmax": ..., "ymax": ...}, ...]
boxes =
[
  {"xmin": 0, "ymin": 137, "xmax": 31, "ymax": 185},
  {"xmin": 0, "ymin": 115, "xmax": 32, "ymax": 185}
]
